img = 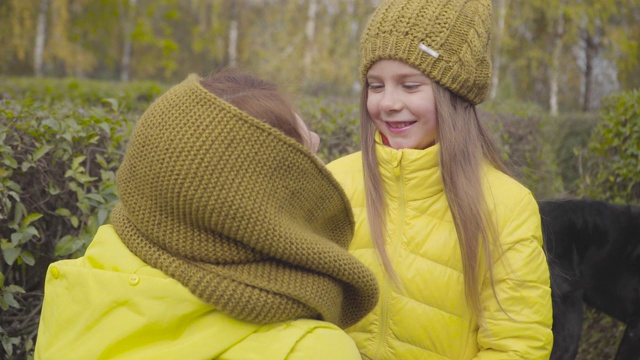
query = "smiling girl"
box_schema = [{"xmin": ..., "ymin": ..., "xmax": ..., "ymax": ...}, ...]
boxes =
[{"xmin": 327, "ymin": 0, "xmax": 554, "ymax": 359}]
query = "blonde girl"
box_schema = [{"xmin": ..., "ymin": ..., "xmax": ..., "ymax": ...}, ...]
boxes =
[{"xmin": 327, "ymin": 0, "xmax": 553, "ymax": 358}]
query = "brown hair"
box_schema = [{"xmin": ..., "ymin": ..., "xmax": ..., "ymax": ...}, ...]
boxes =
[
  {"xmin": 200, "ymin": 68, "xmax": 305, "ymax": 146},
  {"xmin": 361, "ymin": 80, "xmax": 510, "ymax": 317}
]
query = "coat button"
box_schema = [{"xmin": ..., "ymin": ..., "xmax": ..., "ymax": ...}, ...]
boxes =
[
  {"xmin": 128, "ymin": 274, "xmax": 140, "ymax": 286},
  {"xmin": 50, "ymin": 266, "xmax": 60, "ymax": 279}
]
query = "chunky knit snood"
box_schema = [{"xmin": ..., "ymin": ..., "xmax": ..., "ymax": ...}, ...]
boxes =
[{"xmin": 110, "ymin": 74, "xmax": 378, "ymax": 328}]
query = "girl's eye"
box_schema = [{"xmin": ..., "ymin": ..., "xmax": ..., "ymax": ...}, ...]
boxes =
[
  {"xmin": 368, "ymin": 83, "xmax": 384, "ymax": 92},
  {"xmin": 403, "ymin": 84, "xmax": 420, "ymax": 90}
]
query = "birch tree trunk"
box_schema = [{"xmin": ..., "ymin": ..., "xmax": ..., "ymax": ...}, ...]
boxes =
[
  {"xmin": 576, "ymin": 4, "xmax": 606, "ymax": 113},
  {"xmin": 347, "ymin": 0, "xmax": 358, "ymax": 40},
  {"xmin": 549, "ymin": 4, "xmax": 565, "ymax": 116},
  {"xmin": 490, "ymin": 0, "xmax": 507, "ymax": 100},
  {"xmin": 202, "ymin": 0, "xmax": 213, "ymax": 33},
  {"xmin": 34, "ymin": 0, "xmax": 50, "ymax": 77},
  {"xmin": 120, "ymin": 0, "xmax": 137, "ymax": 82},
  {"xmin": 228, "ymin": 1, "xmax": 239, "ymax": 67},
  {"xmin": 582, "ymin": 32, "xmax": 595, "ymax": 112},
  {"xmin": 304, "ymin": 0, "xmax": 318, "ymax": 79}
]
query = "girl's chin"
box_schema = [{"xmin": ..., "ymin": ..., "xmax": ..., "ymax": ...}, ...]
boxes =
[
  {"xmin": 387, "ymin": 140, "xmax": 415, "ymax": 150},
  {"xmin": 387, "ymin": 138, "xmax": 436, "ymax": 150}
]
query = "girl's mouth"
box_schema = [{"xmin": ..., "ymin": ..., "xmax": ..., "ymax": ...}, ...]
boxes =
[{"xmin": 386, "ymin": 121, "xmax": 416, "ymax": 133}]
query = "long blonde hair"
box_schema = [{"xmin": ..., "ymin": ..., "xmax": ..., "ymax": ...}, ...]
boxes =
[{"xmin": 361, "ymin": 80, "xmax": 509, "ymax": 317}]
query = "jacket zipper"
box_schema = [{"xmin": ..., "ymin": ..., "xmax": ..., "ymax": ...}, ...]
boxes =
[{"xmin": 373, "ymin": 158, "xmax": 405, "ymax": 359}]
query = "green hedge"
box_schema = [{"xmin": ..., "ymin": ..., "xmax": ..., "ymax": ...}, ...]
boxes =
[
  {"xmin": 0, "ymin": 77, "xmax": 166, "ymax": 112},
  {"xmin": 0, "ymin": 94, "xmax": 136, "ymax": 359},
  {"xmin": 296, "ymin": 96, "xmax": 360, "ymax": 163},
  {"xmin": 479, "ymin": 100, "xmax": 565, "ymax": 200},
  {"xmin": 549, "ymin": 112, "xmax": 599, "ymax": 192},
  {"xmin": 578, "ymin": 89, "xmax": 640, "ymax": 204}
]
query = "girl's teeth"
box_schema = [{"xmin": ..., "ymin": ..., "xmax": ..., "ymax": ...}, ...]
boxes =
[{"xmin": 389, "ymin": 122, "xmax": 412, "ymax": 128}]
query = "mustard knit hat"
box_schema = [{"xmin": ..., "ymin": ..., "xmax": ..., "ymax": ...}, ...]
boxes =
[
  {"xmin": 360, "ymin": 0, "xmax": 493, "ymax": 105},
  {"xmin": 110, "ymin": 74, "xmax": 379, "ymax": 328}
]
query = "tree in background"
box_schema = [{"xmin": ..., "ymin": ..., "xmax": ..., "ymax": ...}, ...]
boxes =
[
  {"xmin": 1, "ymin": 0, "xmax": 637, "ymax": 111},
  {"xmin": 493, "ymin": 0, "xmax": 639, "ymax": 113},
  {"xmin": 0, "ymin": 0, "xmax": 375, "ymax": 97}
]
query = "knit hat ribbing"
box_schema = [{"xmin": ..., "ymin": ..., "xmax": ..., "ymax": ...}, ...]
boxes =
[
  {"xmin": 360, "ymin": 0, "xmax": 493, "ymax": 105},
  {"xmin": 110, "ymin": 74, "xmax": 378, "ymax": 328}
]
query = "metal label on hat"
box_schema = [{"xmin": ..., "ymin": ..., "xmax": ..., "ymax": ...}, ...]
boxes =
[{"xmin": 419, "ymin": 43, "xmax": 440, "ymax": 58}]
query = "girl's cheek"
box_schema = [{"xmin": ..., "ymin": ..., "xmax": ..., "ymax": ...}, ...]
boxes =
[{"xmin": 366, "ymin": 100, "xmax": 378, "ymax": 118}]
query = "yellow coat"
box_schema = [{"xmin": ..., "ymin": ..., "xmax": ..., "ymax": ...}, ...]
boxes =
[
  {"xmin": 35, "ymin": 225, "xmax": 363, "ymax": 360},
  {"xmin": 327, "ymin": 144, "xmax": 553, "ymax": 359}
]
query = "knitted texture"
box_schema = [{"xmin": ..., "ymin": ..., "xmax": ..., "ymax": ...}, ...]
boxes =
[
  {"xmin": 110, "ymin": 74, "xmax": 379, "ymax": 328},
  {"xmin": 360, "ymin": 0, "xmax": 493, "ymax": 105}
]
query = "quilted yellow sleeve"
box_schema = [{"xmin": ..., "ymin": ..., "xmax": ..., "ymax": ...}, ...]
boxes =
[{"xmin": 475, "ymin": 193, "xmax": 554, "ymax": 359}]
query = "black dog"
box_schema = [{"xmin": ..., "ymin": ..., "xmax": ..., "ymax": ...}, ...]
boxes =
[{"xmin": 538, "ymin": 199, "xmax": 640, "ymax": 360}]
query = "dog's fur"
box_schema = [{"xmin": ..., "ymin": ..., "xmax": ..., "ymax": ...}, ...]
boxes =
[{"xmin": 538, "ymin": 199, "xmax": 640, "ymax": 360}]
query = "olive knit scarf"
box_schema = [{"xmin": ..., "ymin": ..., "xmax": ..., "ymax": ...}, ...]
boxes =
[{"xmin": 110, "ymin": 74, "xmax": 378, "ymax": 328}]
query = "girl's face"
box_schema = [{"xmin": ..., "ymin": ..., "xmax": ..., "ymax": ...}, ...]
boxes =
[{"xmin": 366, "ymin": 60, "xmax": 437, "ymax": 150}]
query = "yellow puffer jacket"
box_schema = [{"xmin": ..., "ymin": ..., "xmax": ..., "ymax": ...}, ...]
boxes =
[
  {"xmin": 327, "ymin": 144, "xmax": 553, "ymax": 360},
  {"xmin": 34, "ymin": 225, "xmax": 363, "ymax": 360}
]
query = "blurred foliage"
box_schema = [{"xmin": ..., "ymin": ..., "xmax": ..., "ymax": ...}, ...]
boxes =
[
  {"xmin": 0, "ymin": 76, "xmax": 166, "ymax": 112},
  {"xmin": 0, "ymin": 82, "xmax": 140, "ymax": 359},
  {"xmin": 1, "ymin": 0, "xmax": 639, "ymax": 111},
  {"xmin": 497, "ymin": 0, "xmax": 639, "ymax": 111},
  {"xmin": 547, "ymin": 112, "xmax": 600, "ymax": 193},
  {"xmin": 480, "ymin": 100, "xmax": 565, "ymax": 200},
  {"xmin": 0, "ymin": 0, "xmax": 370, "ymax": 98},
  {"xmin": 578, "ymin": 89, "xmax": 640, "ymax": 204},
  {"xmin": 297, "ymin": 96, "xmax": 360, "ymax": 163},
  {"xmin": 1, "ymin": 76, "xmax": 638, "ymax": 359},
  {"xmin": 576, "ymin": 307, "xmax": 625, "ymax": 360}
]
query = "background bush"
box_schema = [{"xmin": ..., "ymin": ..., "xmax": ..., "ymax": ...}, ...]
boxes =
[
  {"xmin": 1, "ymin": 76, "xmax": 638, "ymax": 359},
  {"xmin": 0, "ymin": 77, "xmax": 166, "ymax": 112},
  {"xmin": 549, "ymin": 112, "xmax": 600, "ymax": 193},
  {"xmin": 480, "ymin": 101, "xmax": 565, "ymax": 200},
  {"xmin": 0, "ymin": 85, "xmax": 143, "ymax": 358},
  {"xmin": 578, "ymin": 89, "xmax": 640, "ymax": 203},
  {"xmin": 297, "ymin": 96, "xmax": 360, "ymax": 163}
]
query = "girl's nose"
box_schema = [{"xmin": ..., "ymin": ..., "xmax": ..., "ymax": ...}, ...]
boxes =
[{"xmin": 379, "ymin": 89, "xmax": 402, "ymax": 113}]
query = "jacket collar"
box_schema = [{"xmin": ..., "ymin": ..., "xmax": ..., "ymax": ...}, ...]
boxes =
[{"xmin": 374, "ymin": 132, "xmax": 443, "ymax": 202}]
